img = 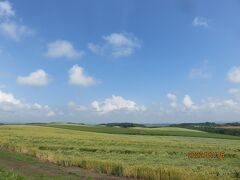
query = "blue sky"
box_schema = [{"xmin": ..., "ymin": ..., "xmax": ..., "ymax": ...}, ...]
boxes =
[{"xmin": 0, "ymin": 0, "xmax": 240, "ymax": 123}]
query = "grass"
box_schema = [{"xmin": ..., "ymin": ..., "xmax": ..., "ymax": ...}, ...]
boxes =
[
  {"xmin": 0, "ymin": 150, "xmax": 38, "ymax": 165},
  {"xmin": 0, "ymin": 150, "xmax": 97, "ymax": 180},
  {"xmin": 39, "ymin": 123, "xmax": 240, "ymax": 140},
  {"xmin": 0, "ymin": 125, "xmax": 239, "ymax": 179},
  {"xmin": 0, "ymin": 168, "xmax": 24, "ymax": 180}
]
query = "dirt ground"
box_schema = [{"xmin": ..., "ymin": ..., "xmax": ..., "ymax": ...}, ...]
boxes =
[{"xmin": 0, "ymin": 151, "xmax": 134, "ymax": 180}]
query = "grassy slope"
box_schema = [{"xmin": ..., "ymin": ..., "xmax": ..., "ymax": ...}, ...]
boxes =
[
  {"xmin": 0, "ymin": 125, "xmax": 239, "ymax": 179},
  {"xmin": 39, "ymin": 124, "xmax": 240, "ymax": 140}
]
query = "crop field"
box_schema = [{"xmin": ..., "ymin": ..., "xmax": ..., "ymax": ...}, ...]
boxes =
[
  {"xmin": 39, "ymin": 124, "xmax": 240, "ymax": 140},
  {"xmin": 0, "ymin": 125, "xmax": 239, "ymax": 180}
]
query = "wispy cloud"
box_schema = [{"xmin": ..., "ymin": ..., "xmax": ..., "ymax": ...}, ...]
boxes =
[
  {"xmin": 189, "ymin": 61, "xmax": 212, "ymax": 80},
  {"xmin": 0, "ymin": 1, "xmax": 33, "ymax": 41},
  {"xmin": 46, "ymin": 40, "xmax": 85, "ymax": 59},
  {"xmin": 0, "ymin": 22, "xmax": 33, "ymax": 41},
  {"xmin": 189, "ymin": 68, "xmax": 211, "ymax": 79},
  {"xmin": 0, "ymin": 1, "xmax": 15, "ymax": 18},
  {"xmin": 192, "ymin": 17, "xmax": 209, "ymax": 28},
  {"xmin": 88, "ymin": 32, "xmax": 141, "ymax": 58}
]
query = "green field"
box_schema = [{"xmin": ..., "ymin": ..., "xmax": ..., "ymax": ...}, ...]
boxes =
[
  {"xmin": 39, "ymin": 124, "xmax": 240, "ymax": 140},
  {"xmin": 0, "ymin": 125, "xmax": 239, "ymax": 179}
]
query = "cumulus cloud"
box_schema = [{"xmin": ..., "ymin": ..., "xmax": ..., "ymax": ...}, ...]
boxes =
[
  {"xmin": 91, "ymin": 95, "xmax": 145, "ymax": 114},
  {"xmin": 2, "ymin": 89, "xmax": 240, "ymax": 123},
  {"xmin": 0, "ymin": 1, "xmax": 15, "ymax": 18},
  {"xmin": 228, "ymin": 66, "xmax": 240, "ymax": 83},
  {"xmin": 0, "ymin": 90, "xmax": 56, "ymax": 122},
  {"xmin": 46, "ymin": 40, "xmax": 85, "ymax": 59},
  {"xmin": 203, "ymin": 98, "xmax": 238, "ymax": 110},
  {"xmin": 183, "ymin": 95, "xmax": 197, "ymax": 110},
  {"xmin": 69, "ymin": 65, "xmax": 96, "ymax": 87},
  {"xmin": 192, "ymin": 17, "xmax": 209, "ymax": 28},
  {"xmin": 88, "ymin": 32, "xmax": 141, "ymax": 58},
  {"xmin": 40, "ymin": 93, "xmax": 240, "ymax": 122},
  {"xmin": 152, "ymin": 92, "xmax": 240, "ymax": 123},
  {"xmin": 0, "ymin": 90, "xmax": 21, "ymax": 106},
  {"xmin": 0, "ymin": 1, "xmax": 33, "ymax": 41},
  {"xmin": 0, "ymin": 90, "xmax": 35, "ymax": 111},
  {"xmin": 167, "ymin": 93, "xmax": 178, "ymax": 107},
  {"xmin": 17, "ymin": 69, "xmax": 49, "ymax": 87},
  {"xmin": 179, "ymin": 93, "xmax": 240, "ymax": 112}
]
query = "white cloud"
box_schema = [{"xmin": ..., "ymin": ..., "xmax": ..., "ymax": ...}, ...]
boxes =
[
  {"xmin": 200, "ymin": 97, "xmax": 239, "ymax": 111},
  {"xmin": 2, "ymin": 89, "xmax": 240, "ymax": 123},
  {"xmin": 88, "ymin": 32, "xmax": 141, "ymax": 58},
  {"xmin": 227, "ymin": 66, "xmax": 240, "ymax": 83},
  {"xmin": 0, "ymin": 22, "xmax": 33, "ymax": 41},
  {"xmin": 46, "ymin": 40, "xmax": 85, "ymax": 59},
  {"xmin": 91, "ymin": 101, "xmax": 101, "ymax": 112},
  {"xmin": 91, "ymin": 95, "xmax": 145, "ymax": 114},
  {"xmin": 69, "ymin": 65, "xmax": 96, "ymax": 87},
  {"xmin": 192, "ymin": 17, "xmax": 209, "ymax": 28},
  {"xmin": 0, "ymin": 90, "xmax": 56, "ymax": 122},
  {"xmin": 33, "ymin": 103, "xmax": 42, "ymax": 109},
  {"xmin": 0, "ymin": 1, "xmax": 15, "ymax": 18},
  {"xmin": 17, "ymin": 69, "xmax": 49, "ymax": 87},
  {"xmin": 183, "ymin": 95, "xmax": 197, "ymax": 109},
  {"xmin": 0, "ymin": 90, "xmax": 21, "ymax": 106},
  {"xmin": 46, "ymin": 93, "xmax": 240, "ymax": 122},
  {"xmin": 0, "ymin": 1, "xmax": 33, "ymax": 41},
  {"xmin": 167, "ymin": 93, "xmax": 178, "ymax": 107},
  {"xmin": 103, "ymin": 33, "xmax": 138, "ymax": 47}
]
